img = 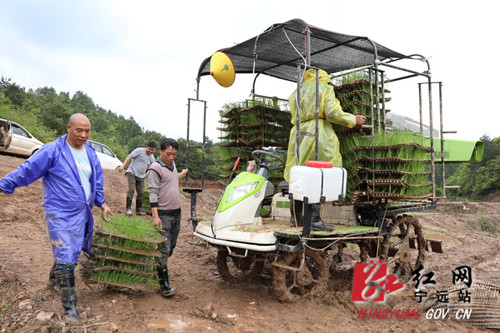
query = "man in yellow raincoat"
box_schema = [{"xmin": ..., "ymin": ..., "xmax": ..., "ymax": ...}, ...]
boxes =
[{"xmin": 284, "ymin": 68, "xmax": 366, "ymax": 226}]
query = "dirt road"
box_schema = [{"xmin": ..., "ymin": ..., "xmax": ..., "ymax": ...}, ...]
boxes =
[{"xmin": 0, "ymin": 154, "xmax": 498, "ymax": 332}]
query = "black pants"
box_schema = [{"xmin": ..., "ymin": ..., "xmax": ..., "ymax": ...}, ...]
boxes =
[{"xmin": 157, "ymin": 209, "xmax": 181, "ymax": 267}]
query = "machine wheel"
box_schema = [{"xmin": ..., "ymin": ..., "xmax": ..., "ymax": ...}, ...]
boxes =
[
  {"xmin": 358, "ymin": 239, "xmax": 371, "ymax": 264},
  {"xmin": 272, "ymin": 248, "xmax": 329, "ymax": 302},
  {"xmin": 216, "ymin": 250, "xmax": 264, "ymax": 283},
  {"xmin": 380, "ymin": 215, "xmax": 425, "ymax": 283},
  {"xmin": 328, "ymin": 239, "xmax": 370, "ymax": 272},
  {"xmin": 329, "ymin": 244, "xmax": 344, "ymax": 271}
]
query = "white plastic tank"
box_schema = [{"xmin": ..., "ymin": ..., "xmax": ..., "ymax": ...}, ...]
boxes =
[{"xmin": 289, "ymin": 161, "xmax": 347, "ymax": 203}]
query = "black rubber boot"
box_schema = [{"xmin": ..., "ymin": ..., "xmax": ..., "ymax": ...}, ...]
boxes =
[
  {"xmin": 47, "ymin": 263, "xmax": 59, "ymax": 292},
  {"xmin": 158, "ymin": 266, "xmax": 175, "ymax": 297},
  {"xmin": 55, "ymin": 270, "xmax": 81, "ymax": 321},
  {"xmin": 136, "ymin": 198, "xmax": 146, "ymax": 216},
  {"xmin": 311, "ymin": 204, "xmax": 334, "ymax": 231},
  {"xmin": 126, "ymin": 197, "xmax": 133, "ymax": 216}
]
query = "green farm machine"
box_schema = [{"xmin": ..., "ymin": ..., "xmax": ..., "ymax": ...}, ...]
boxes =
[{"xmin": 184, "ymin": 19, "xmax": 484, "ymax": 302}]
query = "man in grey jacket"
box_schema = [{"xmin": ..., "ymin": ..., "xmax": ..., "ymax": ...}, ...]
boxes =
[
  {"xmin": 119, "ymin": 141, "xmax": 156, "ymax": 215},
  {"xmin": 147, "ymin": 138, "xmax": 187, "ymax": 297}
]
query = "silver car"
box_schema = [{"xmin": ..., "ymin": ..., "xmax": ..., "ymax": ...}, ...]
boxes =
[
  {"xmin": 0, "ymin": 119, "xmax": 43, "ymax": 157},
  {"xmin": 87, "ymin": 140, "xmax": 123, "ymax": 170}
]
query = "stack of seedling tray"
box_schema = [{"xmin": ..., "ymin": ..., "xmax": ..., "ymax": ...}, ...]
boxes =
[
  {"xmin": 217, "ymin": 96, "xmax": 290, "ymax": 185},
  {"xmin": 329, "ymin": 71, "xmax": 433, "ymax": 203},
  {"xmin": 82, "ymin": 215, "xmax": 164, "ymax": 290},
  {"xmin": 333, "ymin": 78, "xmax": 391, "ymax": 135},
  {"xmin": 340, "ymin": 131, "xmax": 433, "ymax": 203}
]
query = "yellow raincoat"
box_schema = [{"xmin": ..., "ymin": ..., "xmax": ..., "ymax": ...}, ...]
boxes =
[{"xmin": 284, "ymin": 69, "xmax": 357, "ymax": 182}]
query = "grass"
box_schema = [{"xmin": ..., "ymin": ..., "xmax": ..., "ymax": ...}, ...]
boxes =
[
  {"xmin": 0, "ymin": 280, "xmax": 15, "ymax": 311},
  {"xmin": 478, "ymin": 216, "xmax": 496, "ymax": 234},
  {"xmin": 1, "ymin": 299, "xmax": 10, "ymax": 311}
]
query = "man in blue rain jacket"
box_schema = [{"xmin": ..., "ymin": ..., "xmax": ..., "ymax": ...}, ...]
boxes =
[{"xmin": 0, "ymin": 113, "xmax": 112, "ymax": 321}]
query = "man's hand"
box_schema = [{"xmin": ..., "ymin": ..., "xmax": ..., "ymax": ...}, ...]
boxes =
[
  {"xmin": 151, "ymin": 207, "xmax": 162, "ymax": 229},
  {"xmin": 179, "ymin": 168, "xmax": 188, "ymax": 179},
  {"xmin": 153, "ymin": 215, "xmax": 162, "ymax": 229},
  {"xmin": 118, "ymin": 156, "xmax": 131, "ymax": 173},
  {"xmin": 355, "ymin": 114, "xmax": 367, "ymax": 127},
  {"xmin": 101, "ymin": 203, "xmax": 113, "ymax": 222}
]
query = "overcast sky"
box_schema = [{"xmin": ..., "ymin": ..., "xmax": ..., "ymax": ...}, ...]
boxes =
[{"xmin": 1, "ymin": 0, "xmax": 498, "ymax": 143}]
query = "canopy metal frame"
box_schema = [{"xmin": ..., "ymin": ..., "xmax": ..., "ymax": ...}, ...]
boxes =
[{"xmin": 194, "ymin": 18, "xmax": 448, "ymax": 201}]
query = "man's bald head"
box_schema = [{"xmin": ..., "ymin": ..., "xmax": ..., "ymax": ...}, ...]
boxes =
[
  {"xmin": 68, "ymin": 113, "xmax": 90, "ymax": 127},
  {"xmin": 66, "ymin": 113, "xmax": 91, "ymax": 149}
]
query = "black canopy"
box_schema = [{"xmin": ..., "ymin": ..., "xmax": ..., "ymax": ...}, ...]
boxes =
[{"xmin": 197, "ymin": 18, "xmax": 409, "ymax": 83}]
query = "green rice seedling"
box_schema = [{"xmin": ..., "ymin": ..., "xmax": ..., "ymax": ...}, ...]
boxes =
[
  {"xmin": 343, "ymin": 129, "xmax": 433, "ymax": 200},
  {"xmin": 348, "ymin": 172, "xmax": 363, "ymax": 186},
  {"xmin": 93, "ymin": 234, "xmax": 158, "ymax": 252},
  {"xmin": 221, "ymin": 102, "xmax": 242, "ymax": 114},
  {"xmin": 89, "ymin": 270, "xmax": 158, "ymax": 289},
  {"xmin": 337, "ymin": 90, "xmax": 372, "ymax": 105},
  {"xmin": 245, "ymin": 95, "xmax": 286, "ymax": 109},
  {"xmin": 270, "ymin": 109, "xmax": 292, "ymax": 123},
  {"xmin": 339, "ymin": 134, "xmax": 362, "ymax": 154},
  {"xmin": 332, "ymin": 69, "xmax": 371, "ymax": 86},
  {"xmin": 239, "ymin": 109, "xmax": 260, "ymax": 125},
  {"xmin": 90, "ymin": 266, "xmax": 157, "ymax": 278},
  {"xmin": 92, "ymin": 242, "xmax": 161, "ymax": 257},
  {"xmin": 98, "ymin": 215, "xmax": 164, "ymax": 244},
  {"xmin": 401, "ymin": 183, "xmax": 433, "ymax": 197},
  {"xmin": 218, "ymin": 147, "xmax": 250, "ymax": 163},
  {"xmin": 92, "ymin": 246, "xmax": 159, "ymax": 264},
  {"xmin": 95, "ymin": 259, "xmax": 157, "ymax": 275}
]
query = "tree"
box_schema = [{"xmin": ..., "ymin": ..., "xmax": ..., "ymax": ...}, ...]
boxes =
[
  {"xmin": 71, "ymin": 91, "xmax": 95, "ymax": 114},
  {"xmin": 0, "ymin": 78, "xmax": 227, "ymax": 182},
  {"xmin": 447, "ymin": 135, "xmax": 500, "ymax": 200},
  {"xmin": 0, "ymin": 77, "xmax": 26, "ymax": 106}
]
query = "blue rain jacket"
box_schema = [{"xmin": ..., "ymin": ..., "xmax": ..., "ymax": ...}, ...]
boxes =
[{"xmin": 0, "ymin": 135, "xmax": 105, "ymax": 263}]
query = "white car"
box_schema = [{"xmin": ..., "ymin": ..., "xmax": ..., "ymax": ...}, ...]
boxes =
[
  {"xmin": 0, "ymin": 119, "xmax": 44, "ymax": 157},
  {"xmin": 87, "ymin": 140, "xmax": 123, "ymax": 170}
]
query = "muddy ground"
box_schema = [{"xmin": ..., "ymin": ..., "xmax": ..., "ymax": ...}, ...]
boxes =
[{"xmin": 0, "ymin": 153, "xmax": 498, "ymax": 332}]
